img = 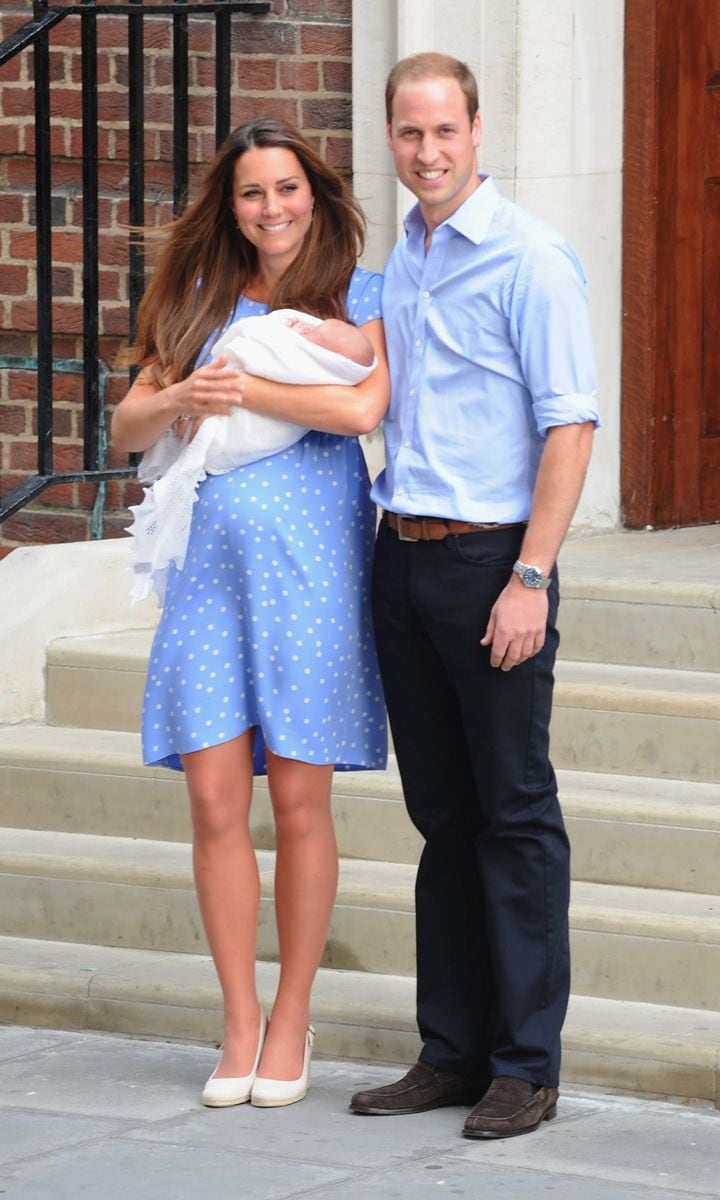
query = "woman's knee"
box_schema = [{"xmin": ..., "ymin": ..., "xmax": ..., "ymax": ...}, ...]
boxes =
[
  {"xmin": 272, "ymin": 790, "xmax": 328, "ymax": 842},
  {"xmin": 189, "ymin": 782, "xmax": 250, "ymax": 840},
  {"xmin": 183, "ymin": 736, "xmax": 254, "ymax": 839},
  {"xmin": 267, "ymin": 759, "xmax": 333, "ymax": 843}
]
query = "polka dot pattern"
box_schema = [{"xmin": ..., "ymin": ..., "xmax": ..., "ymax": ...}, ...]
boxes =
[{"xmin": 141, "ymin": 268, "xmax": 387, "ymax": 776}]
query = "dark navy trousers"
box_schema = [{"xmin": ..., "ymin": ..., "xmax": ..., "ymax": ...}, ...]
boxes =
[{"xmin": 371, "ymin": 519, "xmax": 570, "ymax": 1088}]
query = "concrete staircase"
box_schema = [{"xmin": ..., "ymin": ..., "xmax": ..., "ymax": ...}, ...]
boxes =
[{"xmin": 1, "ymin": 527, "xmax": 719, "ymax": 1105}]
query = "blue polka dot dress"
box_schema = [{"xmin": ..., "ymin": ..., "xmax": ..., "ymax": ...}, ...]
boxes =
[{"xmin": 142, "ymin": 267, "xmax": 387, "ymax": 776}]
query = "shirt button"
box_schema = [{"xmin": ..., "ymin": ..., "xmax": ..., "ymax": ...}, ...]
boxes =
[
  {"xmin": 409, "ymin": 388, "xmax": 416, "ymax": 397},
  {"xmin": 403, "ymin": 439, "xmax": 411, "ymax": 448},
  {"xmin": 415, "ymin": 339, "xmax": 422, "ymax": 348},
  {"xmin": 422, "ymin": 291, "xmax": 430, "ymax": 299}
]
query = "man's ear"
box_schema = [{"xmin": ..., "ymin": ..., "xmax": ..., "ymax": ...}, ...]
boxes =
[
  {"xmin": 386, "ymin": 122, "xmax": 394, "ymax": 151},
  {"xmin": 472, "ymin": 111, "xmax": 482, "ymax": 148}
]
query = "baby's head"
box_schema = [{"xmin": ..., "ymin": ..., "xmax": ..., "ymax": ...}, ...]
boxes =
[{"xmin": 287, "ymin": 317, "xmax": 374, "ymax": 368}]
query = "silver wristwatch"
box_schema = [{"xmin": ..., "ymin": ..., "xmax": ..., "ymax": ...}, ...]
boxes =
[{"xmin": 512, "ymin": 560, "xmax": 551, "ymax": 589}]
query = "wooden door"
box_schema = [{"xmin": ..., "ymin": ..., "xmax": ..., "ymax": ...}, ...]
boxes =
[{"xmin": 622, "ymin": 0, "xmax": 720, "ymax": 527}]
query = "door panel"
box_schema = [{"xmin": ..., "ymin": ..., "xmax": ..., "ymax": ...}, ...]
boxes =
[
  {"xmin": 622, "ymin": 0, "xmax": 720, "ymax": 527},
  {"xmin": 703, "ymin": 181, "xmax": 720, "ymax": 439}
]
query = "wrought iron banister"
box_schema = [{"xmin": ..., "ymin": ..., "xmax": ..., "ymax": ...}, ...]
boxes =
[{"xmin": 0, "ymin": 0, "xmax": 271, "ymax": 528}]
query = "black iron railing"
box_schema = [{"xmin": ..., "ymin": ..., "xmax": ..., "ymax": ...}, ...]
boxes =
[{"xmin": 0, "ymin": 0, "xmax": 271, "ymax": 525}]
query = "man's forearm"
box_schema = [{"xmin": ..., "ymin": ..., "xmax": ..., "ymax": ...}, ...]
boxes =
[
  {"xmin": 480, "ymin": 421, "xmax": 595, "ymax": 670},
  {"xmin": 517, "ymin": 421, "xmax": 595, "ymax": 573}
]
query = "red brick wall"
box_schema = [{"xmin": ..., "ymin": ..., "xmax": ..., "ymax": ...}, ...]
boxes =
[{"xmin": 0, "ymin": 0, "xmax": 353, "ymax": 557}]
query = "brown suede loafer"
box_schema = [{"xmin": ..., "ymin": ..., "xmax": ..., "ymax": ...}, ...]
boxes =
[
  {"xmin": 462, "ymin": 1076, "xmax": 558, "ymax": 1139},
  {"xmin": 350, "ymin": 1061, "xmax": 480, "ymax": 1116}
]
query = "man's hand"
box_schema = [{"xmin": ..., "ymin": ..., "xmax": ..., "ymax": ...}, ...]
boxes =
[{"xmin": 480, "ymin": 578, "xmax": 548, "ymax": 671}]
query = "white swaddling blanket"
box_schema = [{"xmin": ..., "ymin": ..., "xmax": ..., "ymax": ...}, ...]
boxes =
[{"xmin": 127, "ymin": 308, "xmax": 375, "ymax": 605}]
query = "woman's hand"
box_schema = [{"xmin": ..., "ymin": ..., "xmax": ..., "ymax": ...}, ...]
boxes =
[
  {"xmin": 111, "ymin": 356, "xmax": 245, "ymax": 453},
  {"xmin": 171, "ymin": 357, "xmax": 246, "ymax": 419}
]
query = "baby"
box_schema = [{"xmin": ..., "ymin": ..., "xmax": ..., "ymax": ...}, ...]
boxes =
[
  {"xmin": 285, "ymin": 316, "xmax": 374, "ymax": 368},
  {"xmin": 130, "ymin": 308, "xmax": 377, "ymax": 604},
  {"xmin": 170, "ymin": 316, "xmax": 373, "ymax": 446}
]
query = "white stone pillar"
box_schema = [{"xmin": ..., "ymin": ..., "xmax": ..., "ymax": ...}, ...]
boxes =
[
  {"xmin": 352, "ymin": 0, "xmax": 504, "ymax": 265},
  {"xmin": 351, "ymin": 0, "xmax": 399, "ymax": 273},
  {"xmin": 510, "ymin": 0, "xmax": 624, "ymax": 529},
  {"xmin": 351, "ymin": 1, "xmax": 624, "ymax": 528}
]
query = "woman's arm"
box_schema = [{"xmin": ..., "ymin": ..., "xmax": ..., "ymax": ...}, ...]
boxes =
[
  {"xmin": 236, "ymin": 318, "xmax": 390, "ymax": 437},
  {"xmin": 111, "ymin": 358, "xmax": 245, "ymax": 453}
]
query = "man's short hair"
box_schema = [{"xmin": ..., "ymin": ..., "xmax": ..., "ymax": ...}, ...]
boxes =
[{"xmin": 385, "ymin": 53, "xmax": 479, "ymax": 126}]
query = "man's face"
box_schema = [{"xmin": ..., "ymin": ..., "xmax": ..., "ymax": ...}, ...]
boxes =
[{"xmin": 387, "ymin": 76, "xmax": 482, "ymax": 231}]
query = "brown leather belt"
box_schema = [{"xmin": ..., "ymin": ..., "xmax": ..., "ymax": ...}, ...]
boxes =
[{"xmin": 385, "ymin": 512, "xmax": 527, "ymax": 542}]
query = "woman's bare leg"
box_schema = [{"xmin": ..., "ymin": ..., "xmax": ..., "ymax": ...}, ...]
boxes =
[
  {"xmin": 257, "ymin": 753, "xmax": 337, "ymax": 1079},
  {"xmin": 182, "ymin": 733, "xmax": 262, "ymax": 1078}
]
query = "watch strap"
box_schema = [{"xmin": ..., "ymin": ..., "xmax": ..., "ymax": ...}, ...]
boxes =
[{"xmin": 512, "ymin": 559, "xmax": 551, "ymax": 589}]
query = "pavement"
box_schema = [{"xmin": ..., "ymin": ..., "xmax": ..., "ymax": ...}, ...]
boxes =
[{"xmin": 1, "ymin": 1026, "xmax": 719, "ymax": 1199}]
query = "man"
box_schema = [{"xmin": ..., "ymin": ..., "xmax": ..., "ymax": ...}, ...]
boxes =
[{"xmin": 350, "ymin": 53, "xmax": 599, "ymax": 1139}]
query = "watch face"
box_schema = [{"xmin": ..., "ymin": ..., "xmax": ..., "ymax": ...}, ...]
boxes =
[{"xmin": 524, "ymin": 566, "xmax": 543, "ymax": 587}]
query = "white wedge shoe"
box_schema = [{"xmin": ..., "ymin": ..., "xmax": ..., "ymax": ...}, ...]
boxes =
[
  {"xmin": 202, "ymin": 1010, "xmax": 267, "ymax": 1107},
  {"xmin": 250, "ymin": 1024, "xmax": 315, "ymax": 1108}
]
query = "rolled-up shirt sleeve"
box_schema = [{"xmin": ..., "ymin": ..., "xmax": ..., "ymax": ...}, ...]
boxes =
[{"xmin": 507, "ymin": 236, "xmax": 600, "ymax": 435}]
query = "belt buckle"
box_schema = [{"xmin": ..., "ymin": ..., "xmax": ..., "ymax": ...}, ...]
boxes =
[{"xmin": 395, "ymin": 516, "xmax": 417, "ymax": 542}]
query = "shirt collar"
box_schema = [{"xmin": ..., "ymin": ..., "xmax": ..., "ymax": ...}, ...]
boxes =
[{"xmin": 403, "ymin": 175, "xmax": 501, "ymax": 246}]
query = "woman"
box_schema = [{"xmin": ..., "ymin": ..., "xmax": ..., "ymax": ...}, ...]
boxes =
[{"xmin": 112, "ymin": 117, "xmax": 389, "ymax": 1108}]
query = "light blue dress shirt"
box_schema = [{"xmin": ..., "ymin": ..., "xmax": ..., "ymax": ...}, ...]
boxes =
[{"xmin": 371, "ymin": 176, "xmax": 599, "ymax": 523}]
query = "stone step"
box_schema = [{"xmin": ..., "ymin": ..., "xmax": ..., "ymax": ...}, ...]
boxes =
[
  {"xmin": 559, "ymin": 589, "xmax": 720, "ymax": 672},
  {"xmin": 551, "ymin": 660, "xmax": 720, "ymax": 782},
  {"xmin": 46, "ymin": 631, "xmax": 150, "ymax": 733},
  {"xmin": 46, "ymin": 632, "xmax": 720, "ymax": 782},
  {"xmin": 0, "ymin": 934, "xmax": 718, "ymax": 1106},
  {"xmin": 1, "ymin": 827, "xmax": 719, "ymax": 1009},
  {"xmin": 558, "ymin": 525, "xmax": 720, "ymax": 672},
  {"xmin": 2, "ymin": 725, "xmax": 719, "ymax": 893},
  {"xmin": 569, "ymin": 880, "xmax": 720, "ymax": 1010},
  {"xmin": 558, "ymin": 770, "xmax": 720, "ymax": 895},
  {"xmin": 0, "ymin": 826, "xmax": 416, "ymax": 977},
  {"xmin": 0, "ymin": 724, "xmax": 417, "ymax": 869}
]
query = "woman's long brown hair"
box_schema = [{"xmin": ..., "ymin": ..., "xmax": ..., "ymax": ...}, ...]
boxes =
[{"xmin": 130, "ymin": 117, "xmax": 367, "ymax": 388}]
